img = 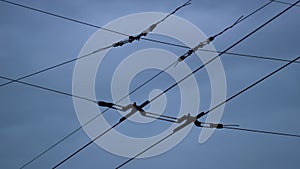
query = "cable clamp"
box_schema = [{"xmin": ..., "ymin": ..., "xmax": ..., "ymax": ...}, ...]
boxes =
[{"xmin": 173, "ymin": 112, "xmax": 205, "ymax": 133}]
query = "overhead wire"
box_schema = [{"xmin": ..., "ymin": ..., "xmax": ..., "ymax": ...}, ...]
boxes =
[
  {"xmin": 0, "ymin": 45, "xmax": 111, "ymax": 88},
  {"xmin": 0, "ymin": 1, "xmax": 248, "ymax": 168},
  {"xmin": 14, "ymin": 1, "xmax": 192, "ymax": 168},
  {"xmin": 52, "ymin": 121, "xmax": 122, "ymax": 169},
  {"xmin": 116, "ymin": 102, "xmax": 300, "ymax": 169},
  {"xmin": 223, "ymin": 126, "xmax": 300, "ymax": 138},
  {"xmin": 0, "ymin": 75, "xmax": 96, "ymax": 103},
  {"xmin": 0, "ymin": 0, "xmax": 191, "ymax": 89},
  {"xmin": 0, "ymin": 0, "xmax": 295, "ymax": 167},
  {"xmin": 270, "ymin": 0, "xmax": 300, "ymax": 7},
  {"xmin": 1, "ymin": 0, "xmax": 296, "ymax": 167},
  {"xmin": 203, "ymin": 53, "xmax": 300, "ymax": 116},
  {"xmin": 113, "ymin": 15, "xmax": 243, "ymax": 113},
  {"xmin": 148, "ymin": 0, "xmax": 299, "ymax": 103},
  {"xmin": 115, "ymin": 0, "xmax": 300, "ymax": 167},
  {"xmin": 0, "ymin": 0, "xmax": 129, "ymax": 36},
  {"xmin": 117, "ymin": 53, "xmax": 300, "ymax": 168},
  {"xmin": 51, "ymin": 1, "xmax": 299, "ymax": 168},
  {"xmin": 2, "ymin": 0, "xmax": 298, "ymax": 92},
  {"xmin": 0, "ymin": 51, "xmax": 298, "ymax": 108},
  {"xmin": 133, "ymin": 109, "xmax": 300, "ymax": 139},
  {"xmin": 0, "ymin": 0, "xmax": 292, "ymax": 90},
  {"xmin": 52, "ymin": 102, "xmax": 148, "ymax": 169}
]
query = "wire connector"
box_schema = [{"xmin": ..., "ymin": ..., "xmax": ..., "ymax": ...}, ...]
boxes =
[
  {"xmin": 173, "ymin": 112, "xmax": 205, "ymax": 133},
  {"xmin": 118, "ymin": 101, "xmax": 150, "ymax": 122},
  {"xmin": 98, "ymin": 101, "xmax": 123, "ymax": 110},
  {"xmin": 174, "ymin": 37, "xmax": 214, "ymax": 67},
  {"xmin": 194, "ymin": 120, "xmax": 239, "ymax": 129}
]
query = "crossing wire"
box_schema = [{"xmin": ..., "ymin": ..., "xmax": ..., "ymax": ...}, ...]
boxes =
[
  {"xmin": 0, "ymin": 0, "xmax": 274, "ymax": 168},
  {"xmin": 14, "ymin": 1, "xmax": 191, "ymax": 168},
  {"xmin": 148, "ymin": 0, "xmax": 299, "ymax": 103},
  {"xmin": 270, "ymin": 0, "xmax": 300, "ymax": 7},
  {"xmin": 0, "ymin": 0, "xmax": 294, "ymax": 168},
  {"xmin": 0, "ymin": 0, "xmax": 296, "ymax": 168},
  {"xmin": 2, "ymin": 0, "xmax": 297, "ymax": 113},
  {"xmin": 116, "ymin": 53, "xmax": 300, "ymax": 168},
  {"xmin": 0, "ymin": 75, "xmax": 96, "ymax": 103},
  {"xmin": 0, "ymin": 0, "xmax": 277, "ymax": 89},
  {"xmin": 0, "ymin": 0, "xmax": 190, "ymax": 88},
  {"xmin": 114, "ymin": 0, "xmax": 300, "ymax": 167},
  {"xmin": 3, "ymin": 0, "xmax": 297, "ymax": 95},
  {"xmin": 52, "ymin": 1, "xmax": 300, "ymax": 168}
]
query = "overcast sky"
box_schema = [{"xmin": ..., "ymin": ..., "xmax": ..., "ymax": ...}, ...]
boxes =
[{"xmin": 1, "ymin": 0, "xmax": 300, "ymax": 169}]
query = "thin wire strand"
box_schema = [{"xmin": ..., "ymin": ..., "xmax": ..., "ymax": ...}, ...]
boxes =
[
  {"xmin": 50, "ymin": 4, "xmax": 279, "ymax": 166},
  {"xmin": 204, "ymin": 55, "xmax": 300, "ymax": 116},
  {"xmin": 52, "ymin": 121, "xmax": 122, "ymax": 169},
  {"xmin": 0, "ymin": 0, "xmax": 129, "ymax": 36},
  {"xmin": 116, "ymin": 1, "xmax": 300, "ymax": 167},
  {"xmin": 22, "ymin": 1, "xmax": 283, "ymax": 167},
  {"xmin": 116, "ymin": 132, "xmax": 174, "ymax": 169},
  {"xmin": 116, "ymin": 54, "xmax": 300, "ymax": 168},
  {"xmin": 0, "ymin": 45, "xmax": 111, "ymax": 88},
  {"xmin": 270, "ymin": 0, "xmax": 300, "ymax": 7},
  {"xmin": 155, "ymin": 0, "xmax": 191, "ymax": 25},
  {"xmin": 112, "ymin": 14, "xmax": 245, "ymax": 105},
  {"xmin": 221, "ymin": 50, "xmax": 300, "ymax": 63},
  {"xmin": 0, "ymin": 0, "xmax": 189, "ymax": 89},
  {"xmin": 1, "ymin": 0, "xmax": 291, "ymax": 167},
  {"xmin": 198, "ymin": 48, "xmax": 300, "ymax": 64},
  {"xmin": 15, "ymin": 1, "xmax": 191, "ymax": 168},
  {"xmin": 63, "ymin": 1, "xmax": 300, "ymax": 166},
  {"xmin": 1, "ymin": 0, "xmax": 294, "ymax": 99},
  {"xmin": 150, "ymin": 0, "xmax": 300, "ymax": 103},
  {"xmin": 0, "ymin": 50, "xmax": 298, "ymax": 109},
  {"xmin": 0, "ymin": 75, "xmax": 96, "ymax": 103},
  {"xmin": 0, "ymin": 0, "xmax": 276, "ymax": 89},
  {"xmin": 223, "ymin": 126, "xmax": 300, "ymax": 138},
  {"xmin": 116, "ymin": 16, "xmax": 248, "ymax": 108},
  {"xmin": 0, "ymin": 1, "xmax": 291, "ymax": 168}
]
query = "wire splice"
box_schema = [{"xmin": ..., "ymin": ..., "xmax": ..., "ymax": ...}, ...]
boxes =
[
  {"xmin": 111, "ymin": 0, "xmax": 191, "ymax": 48},
  {"xmin": 176, "ymin": 38, "xmax": 213, "ymax": 63},
  {"xmin": 6, "ymin": 1, "xmax": 286, "ymax": 168},
  {"xmin": 174, "ymin": 16, "xmax": 243, "ymax": 67},
  {"xmin": 173, "ymin": 112, "xmax": 205, "ymax": 132}
]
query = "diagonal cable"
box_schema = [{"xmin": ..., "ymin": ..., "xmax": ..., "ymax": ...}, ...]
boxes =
[
  {"xmin": 223, "ymin": 126, "xmax": 300, "ymax": 138},
  {"xmin": 15, "ymin": 1, "xmax": 275, "ymax": 168},
  {"xmin": 117, "ymin": 54, "xmax": 300, "ymax": 168},
  {"xmin": 9, "ymin": 0, "xmax": 286, "ymax": 167},
  {"xmin": 270, "ymin": 0, "xmax": 300, "ymax": 7},
  {"xmin": 0, "ymin": 0, "xmax": 129, "ymax": 36},
  {"xmin": 0, "ymin": 0, "xmax": 191, "ymax": 89},
  {"xmin": 148, "ymin": 0, "xmax": 300, "ymax": 103},
  {"xmin": 0, "ymin": 49, "xmax": 299, "ymax": 107},
  {"xmin": 52, "ymin": 121, "xmax": 122, "ymax": 169},
  {"xmin": 52, "ymin": 1, "xmax": 300, "ymax": 168},
  {"xmin": 0, "ymin": 75, "xmax": 96, "ymax": 103},
  {"xmin": 203, "ymin": 55, "xmax": 300, "ymax": 116},
  {"xmin": 0, "ymin": 0, "xmax": 279, "ymax": 90},
  {"xmin": 115, "ymin": 0, "xmax": 300, "ymax": 166},
  {"xmin": 12, "ymin": 1, "xmax": 191, "ymax": 167}
]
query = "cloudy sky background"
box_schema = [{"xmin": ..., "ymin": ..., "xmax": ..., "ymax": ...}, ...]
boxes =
[{"xmin": 1, "ymin": 0, "xmax": 300, "ymax": 168}]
